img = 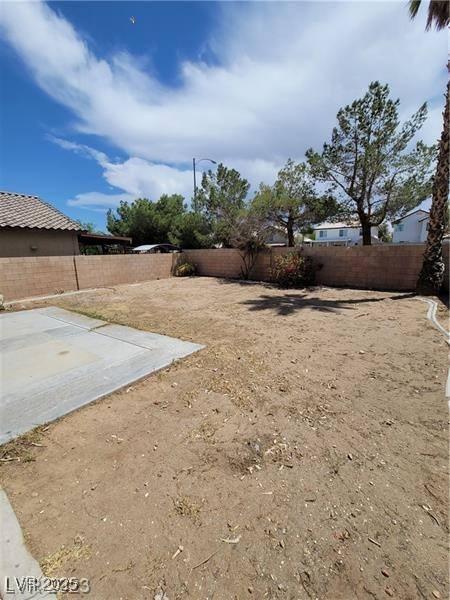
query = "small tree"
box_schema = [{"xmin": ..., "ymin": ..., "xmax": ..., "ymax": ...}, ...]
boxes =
[
  {"xmin": 377, "ymin": 222, "xmax": 393, "ymax": 243},
  {"xmin": 306, "ymin": 82, "xmax": 436, "ymax": 245},
  {"xmin": 252, "ymin": 159, "xmax": 337, "ymax": 246},
  {"xmin": 195, "ymin": 163, "xmax": 250, "ymax": 247},
  {"xmin": 230, "ymin": 210, "xmax": 268, "ymax": 279}
]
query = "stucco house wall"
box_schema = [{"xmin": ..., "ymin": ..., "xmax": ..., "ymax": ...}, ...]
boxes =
[
  {"xmin": 0, "ymin": 228, "xmax": 80, "ymax": 257},
  {"xmin": 418, "ymin": 219, "xmax": 429, "ymax": 243},
  {"xmin": 392, "ymin": 210, "xmax": 429, "ymax": 244},
  {"xmin": 313, "ymin": 225, "xmax": 378, "ymax": 244}
]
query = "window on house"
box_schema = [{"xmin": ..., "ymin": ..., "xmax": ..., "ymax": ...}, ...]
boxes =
[
  {"xmin": 395, "ymin": 224, "xmax": 404, "ymax": 232},
  {"xmin": 319, "ymin": 230, "xmax": 327, "ymax": 238},
  {"xmin": 339, "ymin": 229, "xmax": 347, "ymax": 237},
  {"xmin": 359, "ymin": 228, "xmax": 362, "ymax": 236}
]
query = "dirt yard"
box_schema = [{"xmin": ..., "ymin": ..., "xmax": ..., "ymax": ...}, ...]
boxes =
[{"xmin": 1, "ymin": 278, "xmax": 448, "ymax": 600}]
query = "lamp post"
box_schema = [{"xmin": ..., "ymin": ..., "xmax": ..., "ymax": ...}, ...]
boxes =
[{"xmin": 193, "ymin": 157, "xmax": 217, "ymax": 211}]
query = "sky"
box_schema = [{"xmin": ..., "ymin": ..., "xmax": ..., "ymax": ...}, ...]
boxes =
[{"xmin": 0, "ymin": 1, "xmax": 446, "ymax": 232}]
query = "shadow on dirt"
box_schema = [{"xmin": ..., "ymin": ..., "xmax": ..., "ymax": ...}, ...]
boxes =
[{"xmin": 240, "ymin": 292, "xmax": 415, "ymax": 316}]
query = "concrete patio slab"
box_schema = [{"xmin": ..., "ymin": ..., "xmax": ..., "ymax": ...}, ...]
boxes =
[
  {"xmin": 37, "ymin": 305, "xmax": 106, "ymax": 330},
  {"xmin": 0, "ymin": 307, "xmax": 204, "ymax": 444}
]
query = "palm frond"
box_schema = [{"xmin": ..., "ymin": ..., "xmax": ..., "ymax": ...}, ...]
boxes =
[
  {"xmin": 409, "ymin": 0, "xmax": 449, "ymax": 30},
  {"xmin": 425, "ymin": 0, "xmax": 449, "ymax": 30},
  {"xmin": 408, "ymin": 0, "xmax": 422, "ymax": 19}
]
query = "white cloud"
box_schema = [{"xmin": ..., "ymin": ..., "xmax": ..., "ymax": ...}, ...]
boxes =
[
  {"xmin": 0, "ymin": 0, "xmax": 446, "ymax": 211},
  {"xmin": 67, "ymin": 191, "xmax": 134, "ymax": 210},
  {"xmin": 51, "ymin": 137, "xmax": 198, "ymax": 207},
  {"xmin": 49, "ymin": 135, "xmax": 108, "ymax": 165},
  {"xmin": 100, "ymin": 158, "xmax": 193, "ymax": 199}
]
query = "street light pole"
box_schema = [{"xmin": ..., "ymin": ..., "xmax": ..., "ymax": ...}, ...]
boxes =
[{"xmin": 192, "ymin": 157, "xmax": 217, "ymax": 211}]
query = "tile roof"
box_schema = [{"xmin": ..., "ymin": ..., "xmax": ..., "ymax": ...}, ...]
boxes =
[{"xmin": 0, "ymin": 191, "xmax": 80, "ymax": 231}]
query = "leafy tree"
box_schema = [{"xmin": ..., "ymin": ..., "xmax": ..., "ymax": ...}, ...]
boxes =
[
  {"xmin": 408, "ymin": 1, "xmax": 449, "ymax": 294},
  {"xmin": 301, "ymin": 226, "xmax": 316, "ymax": 241},
  {"xmin": 154, "ymin": 194, "xmax": 185, "ymax": 232},
  {"xmin": 168, "ymin": 212, "xmax": 213, "ymax": 249},
  {"xmin": 76, "ymin": 220, "xmax": 97, "ymax": 233},
  {"xmin": 306, "ymin": 82, "xmax": 436, "ymax": 245},
  {"xmin": 377, "ymin": 222, "xmax": 392, "ymax": 243},
  {"xmin": 252, "ymin": 159, "xmax": 338, "ymax": 246},
  {"xmin": 107, "ymin": 198, "xmax": 164, "ymax": 245},
  {"xmin": 106, "ymin": 195, "xmax": 214, "ymax": 248},
  {"xmin": 195, "ymin": 163, "xmax": 250, "ymax": 246}
]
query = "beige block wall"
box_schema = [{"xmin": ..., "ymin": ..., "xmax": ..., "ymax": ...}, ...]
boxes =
[
  {"xmin": 0, "ymin": 254, "xmax": 175, "ymax": 301},
  {"xmin": 303, "ymin": 244, "xmax": 449, "ymax": 292},
  {"xmin": 299, "ymin": 245, "xmax": 427, "ymax": 291},
  {"xmin": 185, "ymin": 244, "xmax": 449, "ymax": 292},
  {"xmin": 0, "ymin": 228, "xmax": 80, "ymax": 257},
  {"xmin": 1, "ymin": 245, "xmax": 448, "ymax": 302},
  {"xmin": 74, "ymin": 254, "xmax": 174, "ymax": 289},
  {"xmin": 183, "ymin": 249, "xmax": 244, "ymax": 278},
  {"xmin": 0, "ymin": 256, "xmax": 78, "ymax": 300}
]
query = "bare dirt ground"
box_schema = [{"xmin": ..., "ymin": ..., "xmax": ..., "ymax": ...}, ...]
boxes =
[{"xmin": 1, "ymin": 278, "xmax": 448, "ymax": 600}]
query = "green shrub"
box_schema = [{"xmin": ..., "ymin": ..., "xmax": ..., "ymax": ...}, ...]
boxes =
[
  {"xmin": 174, "ymin": 262, "xmax": 196, "ymax": 277},
  {"xmin": 271, "ymin": 252, "xmax": 316, "ymax": 287}
]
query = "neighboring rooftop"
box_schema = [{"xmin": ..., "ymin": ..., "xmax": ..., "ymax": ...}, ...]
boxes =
[
  {"xmin": 392, "ymin": 209, "xmax": 429, "ymax": 224},
  {"xmin": 133, "ymin": 243, "xmax": 180, "ymax": 253},
  {"xmin": 314, "ymin": 221, "xmax": 359, "ymax": 230},
  {"xmin": 0, "ymin": 191, "xmax": 81, "ymax": 231},
  {"xmin": 78, "ymin": 232, "xmax": 132, "ymax": 244}
]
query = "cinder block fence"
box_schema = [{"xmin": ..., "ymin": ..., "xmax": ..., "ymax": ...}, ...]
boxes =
[
  {"xmin": 184, "ymin": 245, "xmax": 449, "ymax": 293},
  {"xmin": 0, "ymin": 254, "xmax": 175, "ymax": 301},
  {"xmin": 0, "ymin": 244, "xmax": 448, "ymax": 301}
]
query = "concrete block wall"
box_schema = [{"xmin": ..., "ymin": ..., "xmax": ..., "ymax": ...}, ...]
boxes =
[
  {"xmin": 299, "ymin": 245, "xmax": 428, "ymax": 291},
  {"xmin": 185, "ymin": 244, "xmax": 449, "ymax": 293},
  {"xmin": 183, "ymin": 248, "xmax": 273, "ymax": 281},
  {"xmin": 0, "ymin": 254, "xmax": 174, "ymax": 301},
  {"xmin": 0, "ymin": 244, "xmax": 448, "ymax": 302},
  {"xmin": 74, "ymin": 254, "xmax": 174, "ymax": 290},
  {"xmin": 301, "ymin": 244, "xmax": 450, "ymax": 292},
  {"xmin": 183, "ymin": 249, "xmax": 244, "ymax": 279},
  {"xmin": 0, "ymin": 256, "xmax": 77, "ymax": 301}
]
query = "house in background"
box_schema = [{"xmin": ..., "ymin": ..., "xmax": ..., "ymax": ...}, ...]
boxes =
[
  {"xmin": 312, "ymin": 222, "xmax": 379, "ymax": 246},
  {"xmin": 265, "ymin": 226, "xmax": 289, "ymax": 246},
  {"xmin": 0, "ymin": 191, "xmax": 81, "ymax": 257},
  {"xmin": 0, "ymin": 191, "xmax": 133, "ymax": 256},
  {"xmin": 392, "ymin": 209, "xmax": 429, "ymax": 244}
]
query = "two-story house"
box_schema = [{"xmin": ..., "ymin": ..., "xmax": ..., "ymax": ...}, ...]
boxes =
[
  {"xmin": 392, "ymin": 209, "xmax": 429, "ymax": 243},
  {"xmin": 312, "ymin": 222, "xmax": 379, "ymax": 246}
]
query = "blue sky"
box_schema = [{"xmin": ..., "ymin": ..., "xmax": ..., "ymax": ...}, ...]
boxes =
[{"xmin": 0, "ymin": 1, "xmax": 446, "ymax": 231}]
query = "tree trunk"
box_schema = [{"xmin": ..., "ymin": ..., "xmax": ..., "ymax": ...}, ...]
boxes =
[
  {"xmin": 287, "ymin": 216, "xmax": 295, "ymax": 247},
  {"xmin": 416, "ymin": 80, "xmax": 449, "ymax": 295},
  {"xmin": 361, "ymin": 221, "xmax": 372, "ymax": 245}
]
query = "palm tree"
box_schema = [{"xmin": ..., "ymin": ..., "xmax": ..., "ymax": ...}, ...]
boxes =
[
  {"xmin": 409, "ymin": 1, "xmax": 449, "ymax": 294},
  {"xmin": 409, "ymin": 0, "xmax": 449, "ymax": 29}
]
